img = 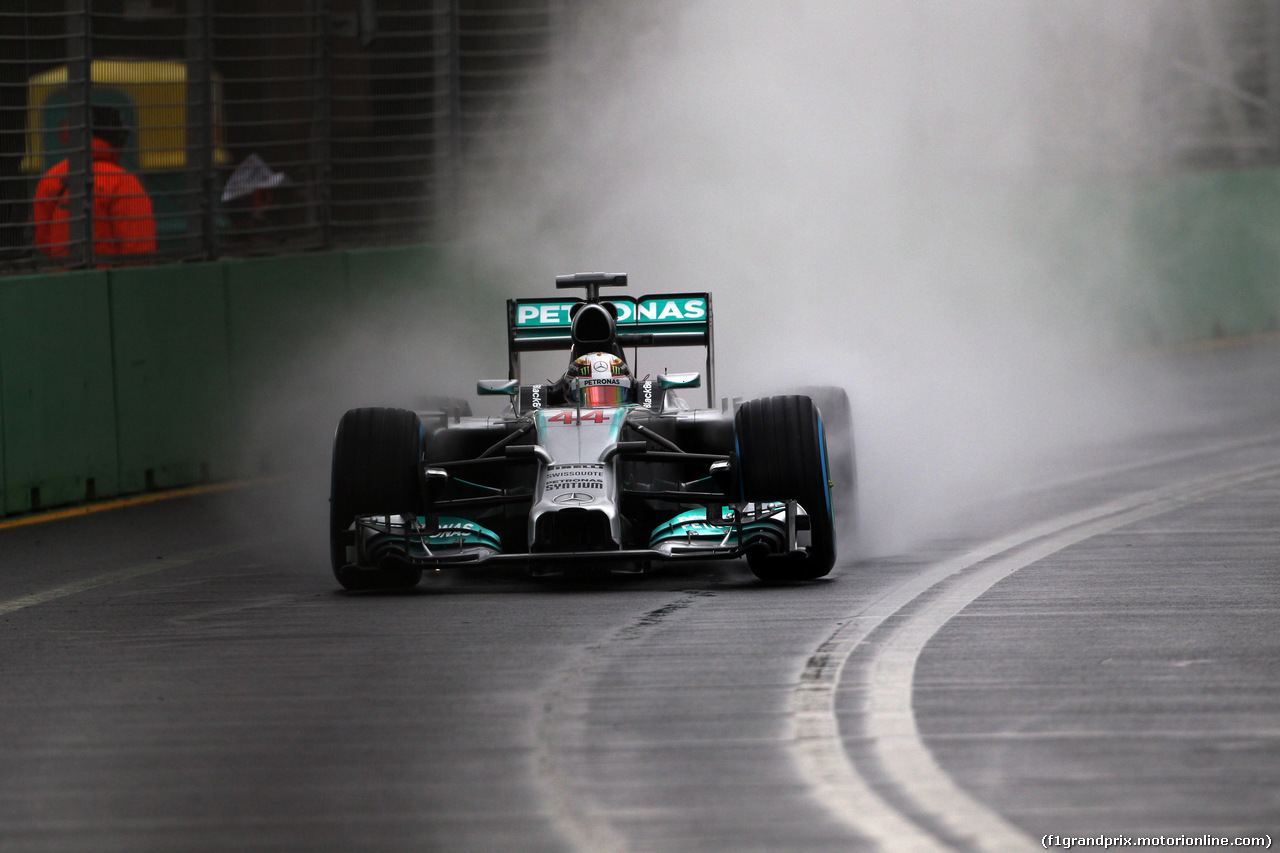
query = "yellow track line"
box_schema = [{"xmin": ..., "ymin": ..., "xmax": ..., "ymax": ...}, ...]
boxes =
[{"xmin": 0, "ymin": 478, "xmax": 277, "ymax": 531}]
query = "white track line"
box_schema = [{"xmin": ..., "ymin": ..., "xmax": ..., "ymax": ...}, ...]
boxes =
[
  {"xmin": 795, "ymin": 460, "xmax": 1280, "ymax": 853},
  {"xmin": 0, "ymin": 544, "xmax": 255, "ymax": 616}
]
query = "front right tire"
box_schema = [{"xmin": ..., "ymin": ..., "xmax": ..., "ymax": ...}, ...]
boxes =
[{"xmin": 330, "ymin": 406, "xmax": 423, "ymax": 591}]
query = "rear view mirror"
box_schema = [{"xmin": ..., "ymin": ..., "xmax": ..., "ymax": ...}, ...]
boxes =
[
  {"xmin": 657, "ymin": 372, "xmax": 701, "ymax": 390},
  {"xmin": 477, "ymin": 379, "xmax": 518, "ymax": 396}
]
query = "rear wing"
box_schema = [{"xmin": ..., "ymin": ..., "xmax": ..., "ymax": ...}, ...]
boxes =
[{"xmin": 507, "ymin": 292, "xmax": 715, "ymax": 407}]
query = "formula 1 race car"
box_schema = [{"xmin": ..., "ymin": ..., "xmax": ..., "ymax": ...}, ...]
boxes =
[{"xmin": 328, "ymin": 273, "xmax": 855, "ymax": 589}]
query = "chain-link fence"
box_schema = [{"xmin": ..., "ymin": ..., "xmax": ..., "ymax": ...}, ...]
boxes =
[
  {"xmin": 1033, "ymin": 1, "xmax": 1280, "ymax": 174},
  {"xmin": 7, "ymin": 1, "xmax": 1280, "ymax": 274},
  {"xmin": 0, "ymin": 0, "xmax": 570, "ymax": 274}
]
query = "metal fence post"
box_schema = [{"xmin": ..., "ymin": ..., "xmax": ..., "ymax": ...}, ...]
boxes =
[
  {"xmin": 200, "ymin": 0, "xmax": 215, "ymax": 259},
  {"xmin": 1267, "ymin": 2, "xmax": 1280, "ymax": 157},
  {"xmin": 313, "ymin": 0, "xmax": 332, "ymax": 250},
  {"xmin": 431, "ymin": 0, "xmax": 459, "ymax": 241},
  {"xmin": 66, "ymin": 0, "xmax": 92, "ymax": 268},
  {"xmin": 187, "ymin": 0, "xmax": 216, "ymax": 260}
]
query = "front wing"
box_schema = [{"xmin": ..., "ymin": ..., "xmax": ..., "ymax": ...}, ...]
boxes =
[{"xmin": 352, "ymin": 502, "xmax": 811, "ymax": 571}]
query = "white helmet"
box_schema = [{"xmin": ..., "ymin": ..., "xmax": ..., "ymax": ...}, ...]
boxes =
[{"xmin": 566, "ymin": 352, "xmax": 632, "ymax": 407}]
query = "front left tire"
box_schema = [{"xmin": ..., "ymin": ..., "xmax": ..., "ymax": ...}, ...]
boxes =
[
  {"xmin": 798, "ymin": 384, "xmax": 857, "ymax": 530},
  {"xmin": 734, "ymin": 395, "xmax": 836, "ymax": 582}
]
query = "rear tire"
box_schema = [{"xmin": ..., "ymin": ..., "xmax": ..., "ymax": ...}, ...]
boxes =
[
  {"xmin": 330, "ymin": 407, "xmax": 423, "ymax": 591},
  {"xmin": 734, "ymin": 395, "xmax": 836, "ymax": 582}
]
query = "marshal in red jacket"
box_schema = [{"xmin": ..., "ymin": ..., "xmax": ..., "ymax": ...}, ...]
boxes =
[{"xmin": 33, "ymin": 136, "xmax": 157, "ymax": 259}]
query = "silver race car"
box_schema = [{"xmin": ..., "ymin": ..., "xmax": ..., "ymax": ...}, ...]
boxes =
[{"xmin": 329, "ymin": 273, "xmax": 855, "ymax": 589}]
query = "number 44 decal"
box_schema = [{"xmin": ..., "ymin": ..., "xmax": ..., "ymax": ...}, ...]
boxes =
[{"xmin": 548, "ymin": 411, "xmax": 610, "ymax": 424}]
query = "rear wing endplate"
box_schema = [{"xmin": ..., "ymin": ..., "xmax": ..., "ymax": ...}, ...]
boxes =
[{"xmin": 507, "ymin": 292, "xmax": 715, "ymax": 407}]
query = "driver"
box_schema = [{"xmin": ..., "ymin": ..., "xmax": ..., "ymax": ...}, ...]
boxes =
[{"xmin": 565, "ymin": 352, "xmax": 632, "ymax": 407}]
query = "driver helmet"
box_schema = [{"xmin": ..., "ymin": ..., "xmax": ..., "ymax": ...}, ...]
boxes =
[{"xmin": 566, "ymin": 352, "xmax": 632, "ymax": 407}]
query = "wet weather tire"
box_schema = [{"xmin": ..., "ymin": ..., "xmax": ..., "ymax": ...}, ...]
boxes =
[
  {"xmin": 330, "ymin": 407, "xmax": 423, "ymax": 591},
  {"xmin": 735, "ymin": 395, "xmax": 836, "ymax": 582}
]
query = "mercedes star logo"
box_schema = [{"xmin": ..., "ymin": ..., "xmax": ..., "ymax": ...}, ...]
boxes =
[{"xmin": 553, "ymin": 492, "xmax": 595, "ymax": 505}]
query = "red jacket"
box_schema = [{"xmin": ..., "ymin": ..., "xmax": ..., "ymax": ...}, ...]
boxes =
[{"xmin": 33, "ymin": 137, "xmax": 157, "ymax": 258}]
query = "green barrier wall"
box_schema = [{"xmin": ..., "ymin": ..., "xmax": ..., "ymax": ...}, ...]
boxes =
[
  {"xmin": 0, "ymin": 243, "xmax": 457, "ymax": 517},
  {"xmin": 1133, "ymin": 167, "xmax": 1280, "ymax": 341},
  {"xmin": 111, "ymin": 263, "xmax": 233, "ymax": 494},
  {"xmin": 1, "ymin": 270, "xmax": 118, "ymax": 515}
]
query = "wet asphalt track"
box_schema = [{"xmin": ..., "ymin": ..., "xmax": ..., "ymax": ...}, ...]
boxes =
[{"xmin": 1, "ymin": 342, "xmax": 1278, "ymax": 853}]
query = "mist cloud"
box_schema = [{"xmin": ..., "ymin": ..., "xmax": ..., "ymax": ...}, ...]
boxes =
[
  {"xmin": 459, "ymin": 1, "xmax": 1178, "ymax": 554},
  {"xmin": 457, "ymin": 1, "xmax": 1176, "ymax": 553}
]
